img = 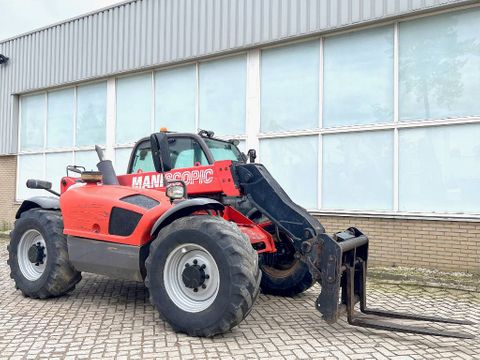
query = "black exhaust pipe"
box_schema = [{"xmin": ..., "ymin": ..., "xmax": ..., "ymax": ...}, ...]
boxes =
[{"xmin": 95, "ymin": 145, "xmax": 119, "ymax": 185}]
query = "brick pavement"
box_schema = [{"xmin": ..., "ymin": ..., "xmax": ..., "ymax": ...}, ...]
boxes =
[{"xmin": 0, "ymin": 238, "xmax": 478, "ymax": 359}]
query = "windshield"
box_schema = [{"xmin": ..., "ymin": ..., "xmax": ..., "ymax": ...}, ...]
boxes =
[
  {"xmin": 129, "ymin": 136, "xmax": 244, "ymax": 173},
  {"xmin": 203, "ymin": 138, "xmax": 243, "ymax": 162}
]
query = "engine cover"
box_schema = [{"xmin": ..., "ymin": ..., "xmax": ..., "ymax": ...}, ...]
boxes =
[{"xmin": 60, "ymin": 184, "xmax": 171, "ymax": 246}]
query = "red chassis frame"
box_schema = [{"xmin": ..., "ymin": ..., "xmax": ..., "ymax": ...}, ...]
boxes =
[{"xmin": 59, "ymin": 160, "xmax": 276, "ymax": 253}]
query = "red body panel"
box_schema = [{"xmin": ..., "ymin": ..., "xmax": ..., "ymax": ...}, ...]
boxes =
[
  {"xmin": 116, "ymin": 160, "xmax": 240, "ymax": 197},
  {"xmin": 222, "ymin": 206, "xmax": 276, "ymax": 253},
  {"xmin": 60, "ymin": 160, "xmax": 276, "ymax": 252},
  {"xmin": 60, "ymin": 177, "xmax": 77, "ymax": 194},
  {"xmin": 60, "ymin": 183, "xmax": 171, "ymax": 246}
]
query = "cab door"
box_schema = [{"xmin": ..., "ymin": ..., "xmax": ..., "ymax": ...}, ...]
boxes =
[{"xmin": 127, "ymin": 135, "xmax": 213, "ymax": 174}]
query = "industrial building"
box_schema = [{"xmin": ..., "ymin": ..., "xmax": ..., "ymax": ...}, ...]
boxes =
[{"xmin": 0, "ymin": 0, "xmax": 479, "ymax": 272}]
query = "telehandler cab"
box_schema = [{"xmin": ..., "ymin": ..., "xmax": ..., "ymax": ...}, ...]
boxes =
[{"xmin": 8, "ymin": 130, "xmax": 474, "ymax": 338}]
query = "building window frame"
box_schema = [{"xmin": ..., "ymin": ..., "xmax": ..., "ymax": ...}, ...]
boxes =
[
  {"xmin": 252, "ymin": 8, "xmax": 480, "ymax": 219},
  {"xmin": 15, "ymin": 4, "xmax": 480, "ymax": 220},
  {"xmin": 16, "ymin": 79, "xmax": 108, "ymax": 201}
]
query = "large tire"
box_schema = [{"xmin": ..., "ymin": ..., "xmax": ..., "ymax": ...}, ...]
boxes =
[
  {"xmin": 7, "ymin": 208, "xmax": 82, "ymax": 299},
  {"xmin": 238, "ymin": 207, "xmax": 314, "ymax": 297},
  {"xmin": 145, "ymin": 215, "xmax": 261, "ymax": 337},
  {"xmin": 260, "ymin": 259, "xmax": 314, "ymax": 297},
  {"xmin": 259, "ymin": 227, "xmax": 314, "ymax": 297}
]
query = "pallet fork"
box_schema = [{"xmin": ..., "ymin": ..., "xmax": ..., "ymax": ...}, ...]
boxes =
[
  {"xmin": 233, "ymin": 163, "xmax": 475, "ymax": 339},
  {"xmin": 308, "ymin": 228, "xmax": 475, "ymax": 339}
]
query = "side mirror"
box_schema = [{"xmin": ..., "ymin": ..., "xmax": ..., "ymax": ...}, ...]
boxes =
[
  {"xmin": 26, "ymin": 179, "xmax": 52, "ymax": 190},
  {"xmin": 247, "ymin": 149, "xmax": 257, "ymax": 163},
  {"xmin": 26, "ymin": 179, "xmax": 60, "ymax": 196},
  {"xmin": 150, "ymin": 132, "xmax": 173, "ymax": 172}
]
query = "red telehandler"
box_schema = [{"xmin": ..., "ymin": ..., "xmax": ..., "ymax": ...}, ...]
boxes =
[{"xmin": 8, "ymin": 130, "xmax": 474, "ymax": 338}]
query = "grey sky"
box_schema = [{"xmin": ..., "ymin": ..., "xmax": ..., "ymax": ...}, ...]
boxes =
[{"xmin": 0, "ymin": 0, "xmax": 125, "ymax": 41}]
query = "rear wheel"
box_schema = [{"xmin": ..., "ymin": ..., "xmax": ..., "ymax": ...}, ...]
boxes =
[
  {"xmin": 7, "ymin": 209, "xmax": 82, "ymax": 299},
  {"xmin": 145, "ymin": 215, "xmax": 261, "ymax": 337},
  {"xmin": 259, "ymin": 226, "xmax": 314, "ymax": 297}
]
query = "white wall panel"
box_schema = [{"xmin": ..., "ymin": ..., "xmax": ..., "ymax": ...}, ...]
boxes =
[{"xmin": 0, "ymin": 0, "xmax": 472, "ymax": 154}]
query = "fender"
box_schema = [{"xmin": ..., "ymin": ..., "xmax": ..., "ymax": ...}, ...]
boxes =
[
  {"xmin": 16, "ymin": 196, "xmax": 60, "ymax": 219},
  {"xmin": 150, "ymin": 198, "xmax": 224, "ymax": 237}
]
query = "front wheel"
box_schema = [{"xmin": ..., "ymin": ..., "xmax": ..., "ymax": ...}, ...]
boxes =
[
  {"xmin": 145, "ymin": 215, "xmax": 261, "ymax": 337},
  {"xmin": 7, "ymin": 209, "xmax": 82, "ymax": 299}
]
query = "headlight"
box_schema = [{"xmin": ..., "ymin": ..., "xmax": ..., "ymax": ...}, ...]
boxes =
[{"xmin": 166, "ymin": 183, "xmax": 186, "ymax": 200}]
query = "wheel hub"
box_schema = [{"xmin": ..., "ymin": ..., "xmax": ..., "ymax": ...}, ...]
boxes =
[
  {"xmin": 17, "ymin": 229, "xmax": 47, "ymax": 281},
  {"xmin": 164, "ymin": 244, "xmax": 220, "ymax": 313},
  {"xmin": 27, "ymin": 242, "xmax": 45, "ymax": 265},
  {"xmin": 182, "ymin": 261, "xmax": 207, "ymax": 289}
]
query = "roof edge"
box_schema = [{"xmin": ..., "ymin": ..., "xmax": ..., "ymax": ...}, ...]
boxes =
[{"xmin": 0, "ymin": 0, "xmax": 137, "ymax": 45}]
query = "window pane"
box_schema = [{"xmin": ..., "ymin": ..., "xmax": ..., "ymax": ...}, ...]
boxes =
[
  {"xmin": 116, "ymin": 74, "xmax": 152, "ymax": 144},
  {"xmin": 260, "ymin": 136, "xmax": 318, "ymax": 209},
  {"xmin": 116, "ymin": 148, "xmax": 134, "ymax": 174},
  {"xmin": 131, "ymin": 147, "xmax": 156, "ymax": 173},
  {"xmin": 75, "ymin": 150, "xmax": 99, "ymax": 172},
  {"xmin": 169, "ymin": 138, "xmax": 208, "ymax": 169},
  {"xmin": 199, "ymin": 55, "xmax": 246, "ymax": 135},
  {"xmin": 76, "ymin": 82, "xmax": 107, "ymax": 146},
  {"xmin": 47, "ymin": 88, "xmax": 74, "ymax": 149},
  {"xmin": 20, "ymin": 94, "xmax": 45, "ymax": 151},
  {"xmin": 17, "ymin": 154, "xmax": 44, "ymax": 200},
  {"xmin": 399, "ymin": 124, "xmax": 480, "ymax": 213},
  {"xmin": 261, "ymin": 41, "xmax": 320, "ymax": 132},
  {"xmin": 203, "ymin": 138, "xmax": 243, "ymax": 162},
  {"xmin": 323, "ymin": 131, "xmax": 393, "ymax": 210},
  {"xmin": 399, "ymin": 9, "xmax": 480, "ymax": 121},
  {"xmin": 323, "ymin": 26, "xmax": 394, "ymax": 127},
  {"xmin": 45, "ymin": 152, "xmax": 74, "ymax": 193},
  {"xmin": 155, "ymin": 65, "xmax": 196, "ymax": 133}
]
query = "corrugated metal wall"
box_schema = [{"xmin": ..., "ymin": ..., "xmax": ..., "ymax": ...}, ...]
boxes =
[{"xmin": 0, "ymin": 0, "xmax": 473, "ymax": 155}]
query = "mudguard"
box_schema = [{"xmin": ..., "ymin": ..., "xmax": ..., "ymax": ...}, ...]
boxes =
[
  {"xmin": 150, "ymin": 198, "xmax": 224, "ymax": 237},
  {"xmin": 15, "ymin": 196, "xmax": 60, "ymax": 219}
]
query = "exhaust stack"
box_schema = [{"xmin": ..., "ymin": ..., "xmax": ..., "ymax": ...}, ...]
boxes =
[{"xmin": 95, "ymin": 145, "xmax": 119, "ymax": 185}]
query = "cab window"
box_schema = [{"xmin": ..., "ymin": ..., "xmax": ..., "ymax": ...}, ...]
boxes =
[
  {"xmin": 203, "ymin": 138, "xmax": 243, "ymax": 162},
  {"xmin": 131, "ymin": 145, "xmax": 156, "ymax": 173},
  {"xmin": 130, "ymin": 137, "xmax": 209, "ymax": 173},
  {"xmin": 169, "ymin": 138, "xmax": 209, "ymax": 168}
]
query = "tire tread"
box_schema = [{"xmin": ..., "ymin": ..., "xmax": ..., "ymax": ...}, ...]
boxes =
[
  {"xmin": 8, "ymin": 208, "xmax": 82, "ymax": 299},
  {"xmin": 145, "ymin": 215, "xmax": 261, "ymax": 337}
]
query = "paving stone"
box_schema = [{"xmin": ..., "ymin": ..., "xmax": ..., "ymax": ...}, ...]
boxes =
[{"xmin": 0, "ymin": 238, "xmax": 478, "ymax": 359}]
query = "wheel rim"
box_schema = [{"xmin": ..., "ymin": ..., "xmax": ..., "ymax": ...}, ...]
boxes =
[
  {"xmin": 17, "ymin": 229, "xmax": 47, "ymax": 281},
  {"xmin": 163, "ymin": 243, "xmax": 220, "ymax": 313}
]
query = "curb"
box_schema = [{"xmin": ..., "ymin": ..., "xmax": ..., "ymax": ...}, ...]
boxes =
[{"xmin": 368, "ymin": 266, "xmax": 480, "ymax": 292}]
